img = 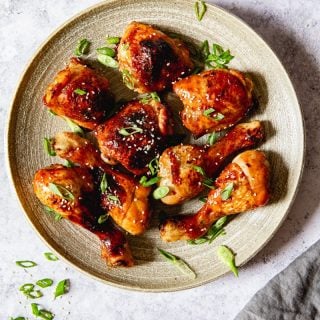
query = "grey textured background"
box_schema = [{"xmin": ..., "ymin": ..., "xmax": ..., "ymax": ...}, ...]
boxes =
[{"xmin": 1, "ymin": 0, "xmax": 319, "ymax": 319}]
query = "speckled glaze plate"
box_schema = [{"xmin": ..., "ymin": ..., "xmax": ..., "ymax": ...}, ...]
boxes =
[{"xmin": 6, "ymin": 0, "xmax": 304, "ymax": 291}]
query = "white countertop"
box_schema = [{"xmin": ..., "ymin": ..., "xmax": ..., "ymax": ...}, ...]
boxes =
[{"xmin": 1, "ymin": 0, "xmax": 319, "ymax": 319}]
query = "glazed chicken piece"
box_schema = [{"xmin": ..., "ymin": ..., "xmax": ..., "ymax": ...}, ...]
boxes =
[
  {"xmin": 95, "ymin": 99, "xmax": 174, "ymax": 175},
  {"xmin": 158, "ymin": 121, "xmax": 264, "ymax": 205},
  {"xmin": 173, "ymin": 68, "xmax": 254, "ymax": 137},
  {"xmin": 160, "ymin": 150, "xmax": 270, "ymax": 242},
  {"xmin": 52, "ymin": 132, "xmax": 151, "ymax": 235},
  {"xmin": 43, "ymin": 58, "xmax": 114, "ymax": 130},
  {"xmin": 33, "ymin": 164, "xmax": 133, "ymax": 267},
  {"xmin": 117, "ymin": 21, "xmax": 194, "ymax": 93}
]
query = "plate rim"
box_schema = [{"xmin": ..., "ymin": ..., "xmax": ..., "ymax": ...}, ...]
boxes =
[{"xmin": 5, "ymin": 0, "xmax": 305, "ymax": 292}]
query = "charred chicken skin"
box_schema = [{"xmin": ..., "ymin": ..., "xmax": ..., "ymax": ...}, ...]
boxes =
[
  {"xmin": 158, "ymin": 121, "xmax": 264, "ymax": 205},
  {"xmin": 43, "ymin": 58, "xmax": 114, "ymax": 130},
  {"xmin": 117, "ymin": 22, "xmax": 194, "ymax": 93},
  {"xmin": 33, "ymin": 164, "xmax": 133, "ymax": 267},
  {"xmin": 53, "ymin": 132, "xmax": 151, "ymax": 235},
  {"xmin": 95, "ymin": 99, "xmax": 173, "ymax": 175},
  {"xmin": 160, "ymin": 150, "xmax": 270, "ymax": 242},
  {"xmin": 173, "ymin": 69, "xmax": 254, "ymax": 137}
]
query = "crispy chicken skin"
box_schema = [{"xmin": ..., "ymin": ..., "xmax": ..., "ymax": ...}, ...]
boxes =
[
  {"xmin": 160, "ymin": 150, "xmax": 270, "ymax": 242},
  {"xmin": 158, "ymin": 121, "xmax": 264, "ymax": 205},
  {"xmin": 173, "ymin": 69, "xmax": 254, "ymax": 137},
  {"xmin": 52, "ymin": 132, "xmax": 151, "ymax": 235},
  {"xmin": 33, "ymin": 165, "xmax": 133, "ymax": 267},
  {"xmin": 95, "ymin": 99, "xmax": 174, "ymax": 175},
  {"xmin": 43, "ymin": 58, "xmax": 114, "ymax": 130},
  {"xmin": 117, "ymin": 22, "xmax": 194, "ymax": 93}
]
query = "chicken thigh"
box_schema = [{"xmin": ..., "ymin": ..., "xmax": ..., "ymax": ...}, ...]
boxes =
[
  {"xmin": 43, "ymin": 58, "xmax": 114, "ymax": 130},
  {"xmin": 95, "ymin": 99, "xmax": 173, "ymax": 175},
  {"xmin": 33, "ymin": 164, "xmax": 133, "ymax": 267},
  {"xmin": 160, "ymin": 150, "xmax": 270, "ymax": 242},
  {"xmin": 173, "ymin": 69, "xmax": 254, "ymax": 137},
  {"xmin": 158, "ymin": 121, "xmax": 264, "ymax": 205},
  {"xmin": 52, "ymin": 132, "xmax": 151, "ymax": 235},
  {"xmin": 117, "ymin": 22, "xmax": 194, "ymax": 93}
]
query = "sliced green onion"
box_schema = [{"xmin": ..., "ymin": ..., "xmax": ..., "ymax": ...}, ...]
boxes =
[
  {"xmin": 65, "ymin": 160, "xmax": 74, "ymax": 168},
  {"xmin": 148, "ymin": 158, "xmax": 159, "ymax": 176},
  {"xmin": 36, "ymin": 278, "xmax": 53, "ymax": 288},
  {"xmin": 44, "ymin": 252, "xmax": 59, "ymax": 261},
  {"xmin": 157, "ymin": 248, "xmax": 196, "ymax": 279},
  {"xmin": 100, "ymin": 173, "xmax": 108, "ymax": 193},
  {"xmin": 48, "ymin": 183, "xmax": 75, "ymax": 202},
  {"xmin": 31, "ymin": 303, "xmax": 40, "ymax": 316},
  {"xmin": 15, "ymin": 260, "xmax": 37, "ymax": 268},
  {"xmin": 153, "ymin": 186, "xmax": 170, "ymax": 199},
  {"xmin": 54, "ymin": 279, "xmax": 69, "ymax": 299},
  {"xmin": 118, "ymin": 126, "xmax": 143, "ymax": 136},
  {"xmin": 63, "ymin": 117, "xmax": 84, "ymax": 135},
  {"xmin": 217, "ymin": 245, "xmax": 238, "ymax": 277},
  {"xmin": 139, "ymin": 176, "xmax": 160, "ymax": 187},
  {"xmin": 207, "ymin": 132, "xmax": 219, "ymax": 145},
  {"xmin": 25, "ymin": 290, "xmax": 43, "ymax": 299},
  {"xmin": 139, "ymin": 92, "xmax": 161, "ymax": 104},
  {"xmin": 203, "ymin": 108, "xmax": 215, "ymax": 117},
  {"xmin": 122, "ymin": 69, "xmax": 134, "ymax": 90},
  {"xmin": 221, "ymin": 182, "xmax": 234, "ymax": 200},
  {"xmin": 192, "ymin": 165, "xmax": 205, "ymax": 176},
  {"xmin": 107, "ymin": 195, "xmax": 120, "ymax": 204},
  {"xmin": 43, "ymin": 138, "xmax": 56, "ymax": 156},
  {"xmin": 194, "ymin": 0, "xmax": 207, "ymax": 21},
  {"xmin": 44, "ymin": 206, "xmax": 63, "ymax": 221},
  {"xmin": 213, "ymin": 112, "xmax": 225, "ymax": 121},
  {"xmin": 96, "ymin": 47, "xmax": 116, "ymax": 57},
  {"xmin": 74, "ymin": 38, "xmax": 90, "ymax": 56},
  {"xmin": 74, "ymin": 88, "xmax": 86, "ymax": 95},
  {"xmin": 199, "ymin": 196, "xmax": 207, "ymax": 203},
  {"xmin": 106, "ymin": 36, "xmax": 120, "ymax": 44},
  {"xmin": 97, "ymin": 53, "xmax": 119, "ymax": 68},
  {"xmin": 10, "ymin": 317, "xmax": 26, "ymax": 320},
  {"xmin": 19, "ymin": 283, "xmax": 34, "ymax": 292},
  {"xmin": 98, "ymin": 214, "xmax": 108, "ymax": 224},
  {"xmin": 31, "ymin": 303, "xmax": 54, "ymax": 320}
]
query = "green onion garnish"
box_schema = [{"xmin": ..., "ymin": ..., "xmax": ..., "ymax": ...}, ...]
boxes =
[
  {"xmin": 36, "ymin": 278, "xmax": 53, "ymax": 288},
  {"xmin": 63, "ymin": 117, "xmax": 84, "ymax": 135},
  {"xmin": 194, "ymin": 0, "xmax": 207, "ymax": 21},
  {"xmin": 139, "ymin": 176, "xmax": 160, "ymax": 187},
  {"xmin": 97, "ymin": 53, "xmax": 119, "ymax": 68},
  {"xmin": 97, "ymin": 214, "xmax": 108, "ymax": 224},
  {"xmin": 74, "ymin": 88, "xmax": 87, "ymax": 95},
  {"xmin": 100, "ymin": 173, "xmax": 108, "ymax": 193},
  {"xmin": 44, "ymin": 206, "xmax": 63, "ymax": 221},
  {"xmin": 43, "ymin": 138, "xmax": 56, "ymax": 156},
  {"xmin": 15, "ymin": 260, "xmax": 37, "ymax": 268},
  {"xmin": 54, "ymin": 279, "xmax": 69, "ymax": 299},
  {"xmin": 48, "ymin": 183, "xmax": 75, "ymax": 202},
  {"xmin": 192, "ymin": 165, "xmax": 206, "ymax": 176},
  {"xmin": 65, "ymin": 160, "xmax": 74, "ymax": 168},
  {"xmin": 205, "ymin": 43, "xmax": 234, "ymax": 69},
  {"xmin": 187, "ymin": 216, "xmax": 228, "ymax": 245},
  {"xmin": 19, "ymin": 283, "xmax": 34, "ymax": 292},
  {"xmin": 10, "ymin": 317, "xmax": 26, "ymax": 320},
  {"xmin": 31, "ymin": 303, "xmax": 54, "ymax": 320},
  {"xmin": 153, "ymin": 186, "xmax": 170, "ymax": 199},
  {"xmin": 217, "ymin": 245, "xmax": 238, "ymax": 277},
  {"xmin": 139, "ymin": 92, "xmax": 161, "ymax": 104},
  {"xmin": 96, "ymin": 47, "xmax": 116, "ymax": 57},
  {"xmin": 25, "ymin": 290, "xmax": 43, "ymax": 299},
  {"xmin": 207, "ymin": 132, "xmax": 219, "ymax": 145},
  {"xmin": 118, "ymin": 126, "xmax": 143, "ymax": 136},
  {"xmin": 199, "ymin": 196, "xmax": 207, "ymax": 203},
  {"xmin": 148, "ymin": 158, "xmax": 159, "ymax": 176},
  {"xmin": 122, "ymin": 69, "xmax": 134, "ymax": 90},
  {"xmin": 107, "ymin": 195, "xmax": 120, "ymax": 204},
  {"xmin": 106, "ymin": 36, "xmax": 120, "ymax": 44},
  {"xmin": 44, "ymin": 252, "xmax": 59, "ymax": 261},
  {"xmin": 74, "ymin": 38, "xmax": 90, "ymax": 56},
  {"xmin": 221, "ymin": 182, "xmax": 234, "ymax": 200},
  {"xmin": 157, "ymin": 248, "xmax": 196, "ymax": 278}
]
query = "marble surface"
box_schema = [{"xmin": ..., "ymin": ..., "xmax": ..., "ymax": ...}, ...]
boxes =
[{"xmin": 0, "ymin": 0, "xmax": 319, "ymax": 319}]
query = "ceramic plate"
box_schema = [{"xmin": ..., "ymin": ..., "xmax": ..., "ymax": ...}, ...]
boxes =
[{"xmin": 6, "ymin": 0, "xmax": 304, "ymax": 291}]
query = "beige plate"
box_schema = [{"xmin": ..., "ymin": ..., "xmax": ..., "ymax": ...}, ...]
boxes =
[{"xmin": 6, "ymin": 0, "xmax": 304, "ymax": 291}]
